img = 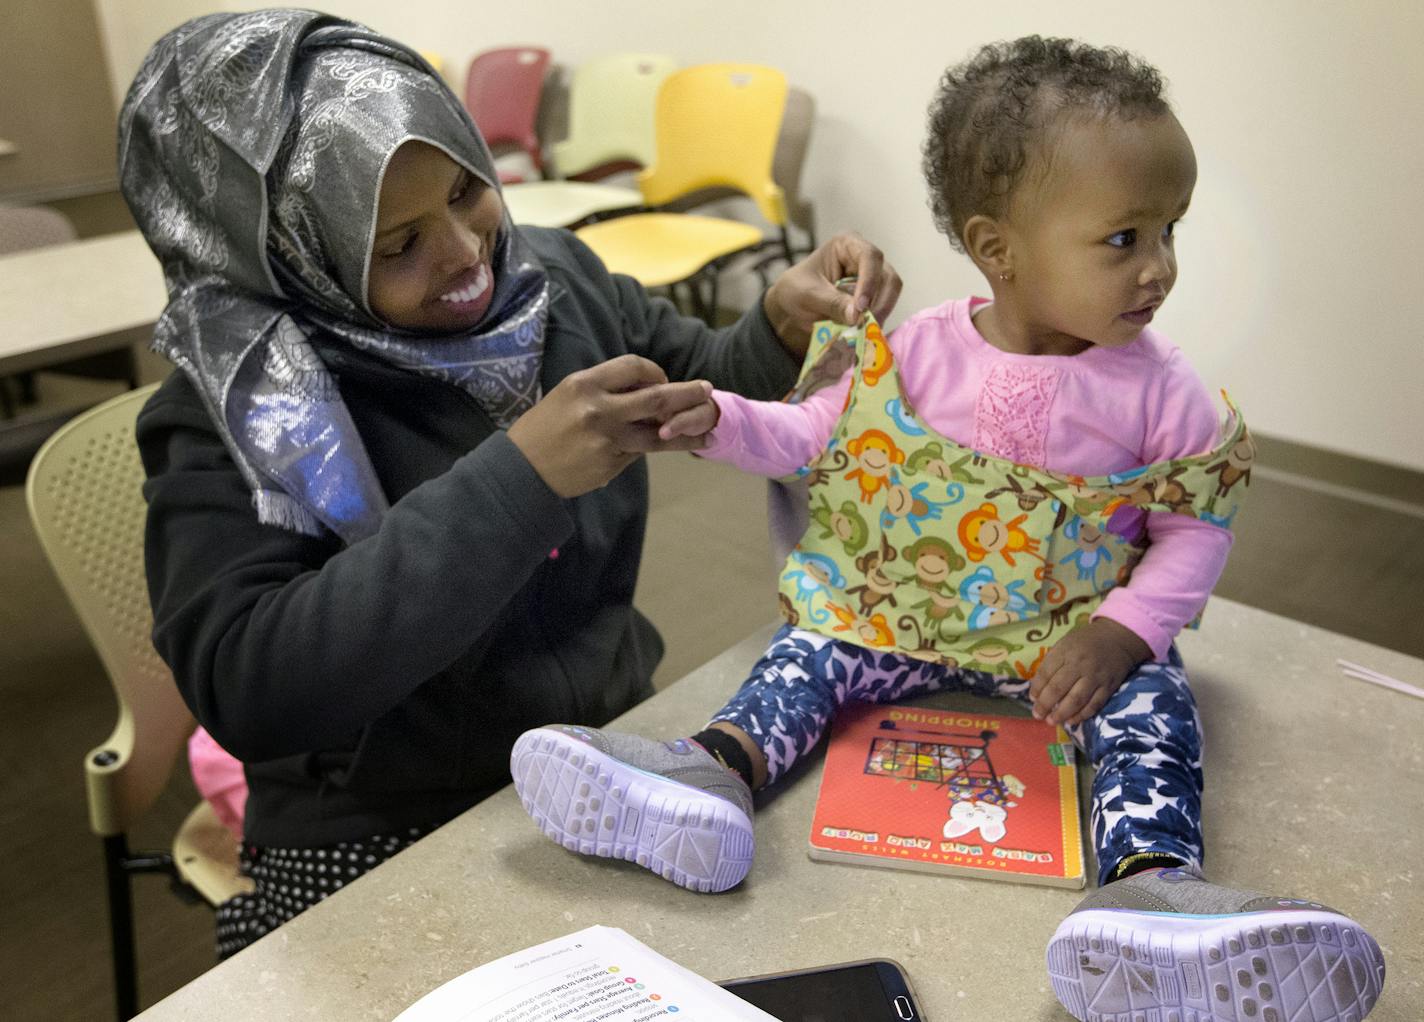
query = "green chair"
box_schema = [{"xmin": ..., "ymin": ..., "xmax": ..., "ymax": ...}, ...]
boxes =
[{"xmin": 502, "ymin": 52, "xmax": 677, "ymax": 229}]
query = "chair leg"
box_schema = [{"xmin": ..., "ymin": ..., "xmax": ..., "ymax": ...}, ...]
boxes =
[
  {"xmin": 121, "ymin": 348, "xmax": 140, "ymax": 390},
  {"xmin": 684, "ymin": 278, "xmax": 710, "ymax": 324},
  {"xmin": 102, "ymin": 835, "xmax": 139, "ymax": 1021},
  {"xmin": 664, "ymin": 283, "xmax": 686, "ymax": 318}
]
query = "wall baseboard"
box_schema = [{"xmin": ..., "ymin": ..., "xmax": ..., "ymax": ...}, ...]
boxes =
[{"xmin": 1253, "ymin": 432, "xmax": 1424, "ymax": 512}]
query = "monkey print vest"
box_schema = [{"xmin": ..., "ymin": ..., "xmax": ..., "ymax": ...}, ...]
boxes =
[{"xmin": 775, "ymin": 316, "xmax": 1254, "ymax": 678}]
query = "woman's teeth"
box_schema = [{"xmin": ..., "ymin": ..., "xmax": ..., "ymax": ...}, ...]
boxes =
[{"xmin": 438, "ymin": 264, "xmax": 490, "ymax": 304}]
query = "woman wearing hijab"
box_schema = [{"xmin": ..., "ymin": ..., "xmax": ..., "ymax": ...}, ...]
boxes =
[{"xmin": 120, "ymin": 10, "xmax": 899, "ymax": 954}]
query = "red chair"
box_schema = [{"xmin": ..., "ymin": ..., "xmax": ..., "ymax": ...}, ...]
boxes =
[{"xmin": 463, "ymin": 46, "xmax": 551, "ymax": 184}]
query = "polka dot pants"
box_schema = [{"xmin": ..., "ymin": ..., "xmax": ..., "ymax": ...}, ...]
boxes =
[{"xmin": 215, "ymin": 826, "xmax": 430, "ymax": 958}]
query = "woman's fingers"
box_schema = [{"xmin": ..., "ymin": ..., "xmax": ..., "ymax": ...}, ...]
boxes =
[
  {"xmin": 763, "ymin": 232, "xmax": 902, "ymax": 354},
  {"xmin": 625, "ymin": 421, "xmax": 710, "ymax": 452},
  {"xmin": 611, "ymin": 379, "xmax": 711, "ymax": 433},
  {"xmin": 581, "ymin": 352, "xmax": 669, "ymax": 392},
  {"xmin": 508, "ymin": 360, "xmax": 719, "ymax": 497},
  {"xmin": 862, "ymin": 261, "xmax": 903, "ymax": 324},
  {"xmin": 823, "ymin": 233, "xmax": 903, "ymax": 324},
  {"xmin": 840, "ymin": 235, "xmax": 886, "ymax": 320},
  {"xmin": 610, "ymin": 383, "xmax": 713, "ymax": 453}
]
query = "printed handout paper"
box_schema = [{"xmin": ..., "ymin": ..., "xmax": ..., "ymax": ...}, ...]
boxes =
[{"xmin": 394, "ymin": 925, "xmax": 777, "ymax": 1022}]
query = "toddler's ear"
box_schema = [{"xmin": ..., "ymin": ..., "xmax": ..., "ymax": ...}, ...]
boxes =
[{"xmin": 962, "ymin": 214, "xmax": 1011, "ymax": 281}]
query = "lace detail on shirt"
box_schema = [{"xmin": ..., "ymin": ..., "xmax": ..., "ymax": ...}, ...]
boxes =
[{"xmin": 972, "ymin": 361, "xmax": 1063, "ymax": 465}]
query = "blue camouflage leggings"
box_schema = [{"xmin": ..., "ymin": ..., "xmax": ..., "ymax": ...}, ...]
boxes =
[{"xmin": 707, "ymin": 625, "xmax": 1204, "ymax": 886}]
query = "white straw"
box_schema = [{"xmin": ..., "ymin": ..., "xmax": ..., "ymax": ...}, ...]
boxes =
[
  {"xmin": 1337, "ymin": 660, "xmax": 1424, "ymax": 701},
  {"xmin": 1336, "ymin": 658, "xmax": 1398, "ymax": 684}
]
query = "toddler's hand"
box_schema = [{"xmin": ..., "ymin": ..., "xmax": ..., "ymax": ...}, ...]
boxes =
[
  {"xmin": 1030, "ymin": 618, "xmax": 1151, "ymax": 727},
  {"xmin": 509, "ymin": 357, "xmax": 717, "ymax": 498},
  {"xmin": 657, "ymin": 385, "xmax": 719, "ymax": 442}
]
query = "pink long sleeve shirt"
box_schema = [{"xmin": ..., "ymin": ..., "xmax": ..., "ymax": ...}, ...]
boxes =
[{"xmin": 702, "ymin": 297, "xmax": 1234, "ymax": 661}]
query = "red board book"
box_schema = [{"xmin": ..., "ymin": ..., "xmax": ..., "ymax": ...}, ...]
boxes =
[{"xmin": 807, "ymin": 702, "xmax": 1085, "ymax": 888}]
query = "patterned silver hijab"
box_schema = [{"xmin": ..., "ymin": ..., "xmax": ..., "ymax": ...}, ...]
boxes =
[{"xmin": 118, "ymin": 9, "xmax": 549, "ymax": 542}]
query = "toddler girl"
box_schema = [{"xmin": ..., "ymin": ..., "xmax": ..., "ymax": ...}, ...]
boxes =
[{"xmin": 511, "ymin": 36, "xmax": 1384, "ymax": 1021}]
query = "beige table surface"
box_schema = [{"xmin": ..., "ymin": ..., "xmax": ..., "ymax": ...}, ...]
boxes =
[
  {"xmin": 137, "ymin": 598, "xmax": 1422, "ymax": 1020},
  {"xmin": 0, "ymin": 230, "xmax": 164, "ymax": 374}
]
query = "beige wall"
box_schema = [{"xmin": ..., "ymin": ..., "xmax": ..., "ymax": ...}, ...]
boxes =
[
  {"xmin": 94, "ymin": 0, "xmax": 1424, "ymax": 472},
  {"xmin": 0, "ymin": 0, "xmax": 118, "ymax": 200}
]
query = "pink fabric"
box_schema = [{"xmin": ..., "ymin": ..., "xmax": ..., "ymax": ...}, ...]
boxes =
[
  {"xmin": 188, "ymin": 727, "xmax": 247, "ymax": 841},
  {"xmin": 973, "ymin": 359, "xmax": 1062, "ymax": 466},
  {"xmin": 702, "ymin": 297, "xmax": 1234, "ymax": 660}
]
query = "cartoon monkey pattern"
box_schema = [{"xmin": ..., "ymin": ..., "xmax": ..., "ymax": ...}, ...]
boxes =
[{"xmin": 775, "ymin": 317, "xmax": 1254, "ymax": 676}]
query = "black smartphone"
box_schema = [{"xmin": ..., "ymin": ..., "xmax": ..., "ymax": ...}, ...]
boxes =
[{"xmin": 718, "ymin": 958, "xmax": 923, "ymax": 1021}]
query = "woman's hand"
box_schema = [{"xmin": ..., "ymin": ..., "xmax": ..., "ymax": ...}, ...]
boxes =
[
  {"xmin": 1029, "ymin": 618, "xmax": 1152, "ymax": 727},
  {"xmin": 763, "ymin": 232, "xmax": 904, "ymax": 357},
  {"xmin": 508, "ymin": 354, "xmax": 715, "ymax": 497}
]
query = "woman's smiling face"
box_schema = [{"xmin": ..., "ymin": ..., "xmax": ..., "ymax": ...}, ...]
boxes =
[{"xmin": 367, "ymin": 141, "xmax": 504, "ymax": 331}]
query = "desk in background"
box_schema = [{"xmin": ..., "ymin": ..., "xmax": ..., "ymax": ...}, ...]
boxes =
[
  {"xmin": 0, "ymin": 230, "xmax": 163, "ymax": 376},
  {"xmin": 135, "ymin": 599, "xmax": 1423, "ymax": 1020}
]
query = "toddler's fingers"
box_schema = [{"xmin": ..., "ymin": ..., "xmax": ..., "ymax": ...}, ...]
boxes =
[
  {"xmin": 614, "ymin": 378, "xmax": 711, "ymax": 426},
  {"xmin": 1028, "ymin": 668, "xmax": 1049, "ymax": 703},
  {"xmin": 1032, "ymin": 653, "xmax": 1078, "ymax": 714},
  {"xmin": 649, "ymin": 432, "xmax": 709, "ymax": 453},
  {"xmin": 1037, "ymin": 673, "xmax": 1082, "ymax": 724},
  {"xmin": 617, "ymin": 422, "xmax": 709, "ymax": 455},
  {"xmin": 1048, "ymin": 676, "xmax": 1099, "ymax": 726},
  {"xmin": 1066, "ymin": 687, "xmax": 1111, "ymax": 728},
  {"xmin": 1030, "ymin": 643, "xmax": 1068, "ymax": 702},
  {"xmin": 658, "ymin": 401, "xmax": 718, "ymax": 440}
]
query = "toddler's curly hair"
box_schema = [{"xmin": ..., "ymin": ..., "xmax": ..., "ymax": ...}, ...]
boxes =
[{"xmin": 923, "ymin": 36, "xmax": 1170, "ymax": 252}]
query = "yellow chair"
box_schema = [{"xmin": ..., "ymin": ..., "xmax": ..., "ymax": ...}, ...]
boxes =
[
  {"xmin": 502, "ymin": 52, "xmax": 676, "ymax": 229},
  {"xmin": 418, "ymin": 49, "xmax": 445, "ymax": 79},
  {"xmin": 659, "ymin": 84, "xmax": 819, "ymax": 267},
  {"xmin": 26, "ymin": 384, "xmax": 251, "ymax": 1021},
  {"xmin": 575, "ymin": 63, "xmax": 791, "ymax": 320}
]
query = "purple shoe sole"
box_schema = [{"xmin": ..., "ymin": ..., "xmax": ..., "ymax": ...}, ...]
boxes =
[
  {"xmin": 510, "ymin": 728, "xmax": 754, "ymax": 893},
  {"xmin": 1048, "ymin": 908, "xmax": 1386, "ymax": 1021}
]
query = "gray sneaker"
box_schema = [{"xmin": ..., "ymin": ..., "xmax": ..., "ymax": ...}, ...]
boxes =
[
  {"xmin": 510, "ymin": 724, "xmax": 755, "ymax": 893},
  {"xmin": 1047, "ymin": 865, "xmax": 1385, "ymax": 1021}
]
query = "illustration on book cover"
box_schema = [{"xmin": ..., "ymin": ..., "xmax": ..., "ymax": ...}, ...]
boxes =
[{"xmin": 809, "ymin": 702, "xmax": 1084, "ymax": 887}]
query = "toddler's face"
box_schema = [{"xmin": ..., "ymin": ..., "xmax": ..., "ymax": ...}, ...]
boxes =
[
  {"xmin": 367, "ymin": 141, "xmax": 503, "ymax": 331},
  {"xmin": 1003, "ymin": 111, "xmax": 1196, "ymax": 353}
]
